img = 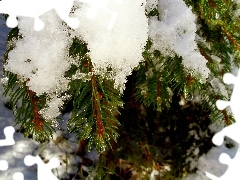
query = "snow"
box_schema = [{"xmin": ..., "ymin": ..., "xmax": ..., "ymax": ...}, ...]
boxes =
[
  {"xmin": 0, "ymin": 18, "xmax": 83, "ymax": 179},
  {"xmin": 183, "ymin": 143, "xmax": 239, "ymax": 180},
  {"xmin": 148, "ymin": 0, "xmax": 210, "ymax": 82},
  {"xmin": 146, "ymin": 0, "xmax": 158, "ymax": 13},
  {"xmin": 4, "ymin": 10, "xmax": 72, "ymax": 121},
  {"xmin": 210, "ymin": 77, "xmax": 229, "ymax": 98},
  {"xmin": 0, "ymin": 1, "xmax": 239, "ymax": 179},
  {"xmin": 3, "ymin": 0, "xmax": 149, "ymax": 119},
  {"xmin": 39, "ymin": 97, "xmax": 65, "ymax": 123},
  {"xmin": 5, "ymin": 10, "xmax": 71, "ymax": 96},
  {"xmin": 0, "ymin": 102, "xmax": 83, "ymax": 179},
  {"xmin": 73, "ymin": 0, "xmax": 148, "ymax": 92},
  {"xmin": 233, "ymin": 0, "xmax": 240, "ymax": 18},
  {"xmin": 2, "ymin": 0, "xmax": 213, "ymax": 122}
]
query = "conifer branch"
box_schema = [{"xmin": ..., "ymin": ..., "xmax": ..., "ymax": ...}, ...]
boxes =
[
  {"xmin": 67, "ymin": 37, "xmax": 123, "ymax": 153},
  {"xmin": 222, "ymin": 27, "xmax": 240, "ymax": 51},
  {"xmin": 3, "ymin": 73, "xmax": 55, "ymax": 142},
  {"xmin": 68, "ymin": 73, "xmax": 122, "ymax": 153}
]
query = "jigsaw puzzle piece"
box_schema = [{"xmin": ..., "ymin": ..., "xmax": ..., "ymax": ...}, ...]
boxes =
[
  {"xmin": 12, "ymin": 172, "xmax": 24, "ymax": 180},
  {"xmin": 0, "ymin": 160, "xmax": 8, "ymax": 171},
  {"xmin": 213, "ymin": 70, "xmax": 240, "ymax": 146},
  {"xmin": 222, "ymin": 73, "xmax": 236, "ymax": 85},
  {"xmin": 206, "ymin": 147, "xmax": 240, "ymax": 180},
  {"xmin": 206, "ymin": 69, "xmax": 240, "ymax": 179},
  {"xmin": 5, "ymin": 15, "xmax": 18, "ymax": 29},
  {"xmin": 212, "ymin": 123, "xmax": 240, "ymax": 146},
  {"xmin": 0, "ymin": 0, "xmax": 54, "ymax": 30},
  {"xmin": 0, "ymin": 0, "xmax": 79, "ymax": 30},
  {"xmin": 54, "ymin": 0, "xmax": 79, "ymax": 29},
  {"xmin": 0, "ymin": 126, "xmax": 15, "ymax": 146},
  {"xmin": 216, "ymin": 100, "xmax": 230, "ymax": 111},
  {"xmin": 78, "ymin": 0, "xmax": 121, "ymax": 30},
  {"xmin": 24, "ymin": 155, "xmax": 60, "ymax": 180}
]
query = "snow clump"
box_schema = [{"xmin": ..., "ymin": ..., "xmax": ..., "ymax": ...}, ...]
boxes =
[
  {"xmin": 4, "ymin": 10, "xmax": 72, "ymax": 120},
  {"xmin": 4, "ymin": 10, "xmax": 72, "ymax": 96},
  {"xmin": 72, "ymin": 0, "xmax": 149, "ymax": 92},
  {"xmin": 148, "ymin": 0, "xmax": 210, "ymax": 82},
  {"xmin": 3, "ymin": 0, "xmax": 209, "ymax": 119}
]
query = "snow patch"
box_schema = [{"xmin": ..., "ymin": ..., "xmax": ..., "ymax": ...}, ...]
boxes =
[
  {"xmin": 148, "ymin": 0, "xmax": 210, "ymax": 82},
  {"xmin": 73, "ymin": 0, "xmax": 148, "ymax": 92}
]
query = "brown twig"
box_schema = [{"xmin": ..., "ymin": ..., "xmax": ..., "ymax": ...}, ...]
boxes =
[
  {"xmin": 222, "ymin": 27, "xmax": 240, "ymax": 51},
  {"xmin": 26, "ymin": 86, "xmax": 43, "ymax": 131},
  {"xmin": 216, "ymin": 95, "xmax": 230, "ymax": 125}
]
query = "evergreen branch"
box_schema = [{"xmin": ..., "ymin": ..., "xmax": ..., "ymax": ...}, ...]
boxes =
[
  {"xmin": 222, "ymin": 27, "xmax": 240, "ymax": 51},
  {"xmin": 2, "ymin": 27, "xmax": 56, "ymax": 142},
  {"xmin": 183, "ymin": 1, "xmax": 235, "ymax": 126},
  {"xmin": 136, "ymin": 33, "xmax": 233, "ymax": 126},
  {"xmin": 68, "ymin": 74, "xmax": 123, "ymax": 153},
  {"xmin": 135, "ymin": 43, "xmax": 186, "ymax": 111},
  {"xmin": 67, "ymin": 37, "xmax": 123, "ymax": 153},
  {"xmin": 188, "ymin": 1, "xmax": 235, "ymax": 126},
  {"xmin": 3, "ymin": 72, "xmax": 55, "ymax": 142}
]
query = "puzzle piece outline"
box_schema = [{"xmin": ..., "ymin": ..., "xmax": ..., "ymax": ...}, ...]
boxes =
[
  {"xmin": 24, "ymin": 155, "xmax": 60, "ymax": 180},
  {"xmin": 0, "ymin": 126, "xmax": 15, "ymax": 146},
  {"xmin": 0, "ymin": 126, "xmax": 60, "ymax": 179},
  {"xmin": 0, "ymin": 0, "xmax": 79, "ymax": 30},
  {"xmin": 206, "ymin": 69, "xmax": 240, "ymax": 179},
  {"xmin": 79, "ymin": 0, "xmax": 123, "ymax": 30},
  {"xmin": 0, "ymin": 0, "xmax": 123, "ymax": 31},
  {"xmin": 0, "ymin": 126, "xmax": 24, "ymax": 179}
]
